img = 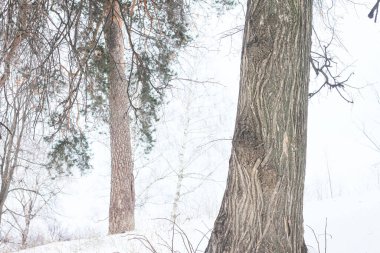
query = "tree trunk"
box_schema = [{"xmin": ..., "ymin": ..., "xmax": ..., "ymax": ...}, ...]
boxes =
[
  {"xmin": 0, "ymin": 93, "xmax": 28, "ymax": 225},
  {"xmin": 205, "ymin": 1, "xmax": 312, "ymax": 252},
  {"xmin": 104, "ymin": 0, "xmax": 135, "ymax": 234}
]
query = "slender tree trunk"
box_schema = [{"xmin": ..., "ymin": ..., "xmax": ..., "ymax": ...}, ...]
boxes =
[
  {"xmin": 0, "ymin": 95, "xmax": 28, "ymax": 226},
  {"xmin": 0, "ymin": 1, "xmax": 29, "ymax": 220},
  {"xmin": 205, "ymin": 1, "xmax": 312, "ymax": 252},
  {"xmin": 0, "ymin": 109, "xmax": 19, "ymax": 224},
  {"xmin": 171, "ymin": 98, "xmax": 190, "ymax": 222},
  {"xmin": 21, "ymin": 205, "xmax": 31, "ymax": 249},
  {"xmin": 104, "ymin": 0, "xmax": 135, "ymax": 234}
]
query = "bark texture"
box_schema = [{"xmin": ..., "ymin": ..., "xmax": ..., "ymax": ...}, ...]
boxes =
[
  {"xmin": 104, "ymin": 0, "xmax": 135, "ymax": 234},
  {"xmin": 205, "ymin": 1, "xmax": 312, "ymax": 252}
]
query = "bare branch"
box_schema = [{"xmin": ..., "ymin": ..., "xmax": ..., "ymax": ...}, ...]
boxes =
[
  {"xmin": 309, "ymin": 27, "xmax": 354, "ymax": 102},
  {"xmin": 368, "ymin": 0, "xmax": 380, "ymax": 22},
  {"xmin": 0, "ymin": 122, "xmax": 13, "ymax": 138}
]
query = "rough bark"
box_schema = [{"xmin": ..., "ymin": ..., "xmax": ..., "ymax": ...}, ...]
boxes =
[
  {"xmin": 104, "ymin": 0, "xmax": 135, "ymax": 234},
  {"xmin": 205, "ymin": 1, "xmax": 312, "ymax": 252}
]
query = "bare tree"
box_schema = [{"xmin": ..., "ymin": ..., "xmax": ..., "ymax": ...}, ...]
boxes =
[
  {"xmin": 0, "ymin": 2, "xmax": 66, "ymax": 244},
  {"xmin": 0, "ymin": 67, "xmax": 61, "ymax": 250},
  {"xmin": 0, "ymin": 80, "xmax": 33, "ymax": 226},
  {"xmin": 170, "ymin": 92, "xmax": 191, "ymax": 223},
  {"xmin": 4, "ymin": 166, "xmax": 61, "ymax": 249}
]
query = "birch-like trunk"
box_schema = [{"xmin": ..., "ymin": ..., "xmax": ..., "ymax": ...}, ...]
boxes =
[
  {"xmin": 171, "ymin": 98, "xmax": 190, "ymax": 222},
  {"xmin": 205, "ymin": 1, "xmax": 312, "ymax": 252},
  {"xmin": 104, "ymin": 0, "xmax": 135, "ymax": 234}
]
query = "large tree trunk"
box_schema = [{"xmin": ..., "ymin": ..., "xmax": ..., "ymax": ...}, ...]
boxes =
[
  {"xmin": 205, "ymin": 1, "xmax": 312, "ymax": 252},
  {"xmin": 104, "ymin": 0, "xmax": 135, "ymax": 234}
]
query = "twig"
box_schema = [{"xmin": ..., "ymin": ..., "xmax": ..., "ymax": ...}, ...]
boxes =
[
  {"xmin": 0, "ymin": 122, "xmax": 13, "ymax": 138},
  {"xmin": 306, "ymin": 225, "xmax": 321, "ymax": 253},
  {"xmin": 368, "ymin": 0, "xmax": 380, "ymax": 22},
  {"xmin": 324, "ymin": 218, "xmax": 328, "ymax": 253},
  {"xmin": 309, "ymin": 28, "xmax": 354, "ymax": 102}
]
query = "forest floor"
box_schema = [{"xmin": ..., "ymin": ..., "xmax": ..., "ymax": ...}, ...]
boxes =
[{"xmin": 13, "ymin": 188, "xmax": 380, "ymax": 253}]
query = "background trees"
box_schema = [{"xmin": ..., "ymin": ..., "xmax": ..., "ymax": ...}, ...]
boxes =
[
  {"xmin": 0, "ymin": 4, "xmax": 69, "ymax": 247},
  {"xmin": 1, "ymin": 0, "xmax": 192, "ymax": 236}
]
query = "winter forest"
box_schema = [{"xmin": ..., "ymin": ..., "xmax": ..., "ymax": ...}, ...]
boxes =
[{"xmin": 0, "ymin": 0, "xmax": 380, "ymax": 252}]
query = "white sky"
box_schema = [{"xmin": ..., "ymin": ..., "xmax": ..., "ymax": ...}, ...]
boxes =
[{"xmin": 306, "ymin": 1, "xmax": 380, "ymax": 198}]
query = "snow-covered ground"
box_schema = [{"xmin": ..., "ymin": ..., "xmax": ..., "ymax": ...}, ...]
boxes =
[
  {"xmin": 304, "ymin": 189, "xmax": 380, "ymax": 253},
  {"xmin": 13, "ymin": 188, "xmax": 380, "ymax": 253}
]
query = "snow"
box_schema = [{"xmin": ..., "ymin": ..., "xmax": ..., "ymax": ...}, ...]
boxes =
[
  {"xmin": 13, "ymin": 189, "xmax": 380, "ymax": 253},
  {"xmin": 14, "ymin": 218, "xmax": 212, "ymax": 253},
  {"xmin": 304, "ymin": 190, "xmax": 380, "ymax": 253},
  {"xmin": 14, "ymin": 233, "xmax": 148, "ymax": 253}
]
